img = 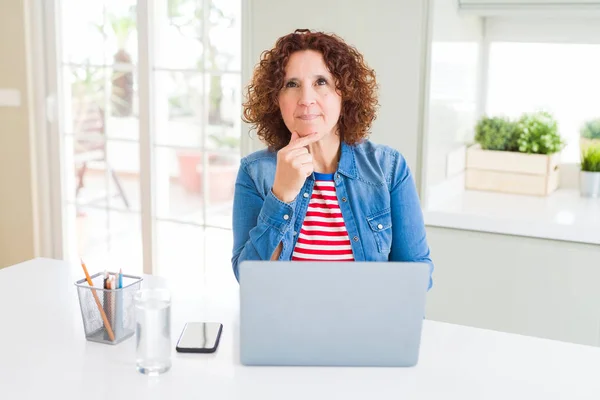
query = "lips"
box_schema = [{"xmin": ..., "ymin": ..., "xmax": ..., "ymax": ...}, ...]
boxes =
[{"xmin": 297, "ymin": 114, "xmax": 319, "ymax": 120}]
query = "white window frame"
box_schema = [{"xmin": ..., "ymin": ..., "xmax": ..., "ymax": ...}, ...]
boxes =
[{"xmin": 26, "ymin": 0, "xmax": 58, "ymax": 259}]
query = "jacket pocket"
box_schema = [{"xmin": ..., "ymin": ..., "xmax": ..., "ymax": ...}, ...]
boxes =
[{"xmin": 366, "ymin": 208, "xmax": 393, "ymax": 253}]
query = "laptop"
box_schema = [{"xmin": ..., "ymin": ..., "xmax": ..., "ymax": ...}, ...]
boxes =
[{"xmin": 239, "ymin": 261, "xmax": 429, "ymax": 367}]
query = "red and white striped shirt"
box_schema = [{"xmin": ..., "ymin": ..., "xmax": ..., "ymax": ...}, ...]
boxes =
[{"xmin": 291, "ymin": 172, "xmax": 355, "ymax": 261}]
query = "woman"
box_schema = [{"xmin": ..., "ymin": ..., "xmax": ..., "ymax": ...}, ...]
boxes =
[{"xmin": 232, "ymin": 29, "xmax": 433, "ymax": 288}]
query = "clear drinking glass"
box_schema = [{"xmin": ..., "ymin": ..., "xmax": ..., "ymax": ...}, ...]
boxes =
[{"xmin": 134, "ymin": 288, "xmax": 172, "ymax": 375}]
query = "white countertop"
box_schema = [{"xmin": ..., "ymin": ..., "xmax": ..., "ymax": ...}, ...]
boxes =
[
  {"xmin": 2, "ymin": 258, "xmax": 600, "ymax": 399},
  {"xmin": 424, "ymin": 188, "xmax": 600, "ymax": 245}
]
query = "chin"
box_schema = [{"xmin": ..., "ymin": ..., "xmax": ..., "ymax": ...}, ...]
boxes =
[
  {"xmin": 297, "ymin": 124, "xmax": 328, "ymax": 135},
  {"xmin": 296, "ymin": 130, "xmax": 316, "ymax": 137}
]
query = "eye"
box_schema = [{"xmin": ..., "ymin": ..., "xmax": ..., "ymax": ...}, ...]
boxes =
[
  {"xmin": 284, "ymin": 81, "xmax": 298, "ymax": 88},
  {"xmin": 316, "ymin": 78, "xmax": 327, "ymax": 86}
]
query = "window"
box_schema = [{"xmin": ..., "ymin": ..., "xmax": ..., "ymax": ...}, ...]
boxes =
[
  {"xmin": 50, "ymin": 0, "xmax": 242, "ymax": 283},
  {"xmin": 486, "ymin": 42, "xmax": 600, "ymax": 163},
  {"xmin": 422, "ymin": 13, "xmax": 600, "ymax": 244}
]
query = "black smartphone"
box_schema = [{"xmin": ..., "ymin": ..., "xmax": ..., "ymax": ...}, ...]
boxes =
[{"xmin": 175, "ymin": 322, "xmax": 223, "ymax": 353}]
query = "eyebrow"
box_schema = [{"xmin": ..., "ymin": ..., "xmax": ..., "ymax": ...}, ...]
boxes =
[{"xmin": 284, "ymin": 74, "xmax": 330, "ymax": 81}]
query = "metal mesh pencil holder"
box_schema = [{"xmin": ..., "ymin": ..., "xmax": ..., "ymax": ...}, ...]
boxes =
[{"xmin": 75, "ymin": 272, "xmax": 143, "ymax": 345}]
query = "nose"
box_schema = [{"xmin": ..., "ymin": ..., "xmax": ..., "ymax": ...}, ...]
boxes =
[{"xmin": 298, "ymin": 85, "xmax": 316, "ymax": 107}]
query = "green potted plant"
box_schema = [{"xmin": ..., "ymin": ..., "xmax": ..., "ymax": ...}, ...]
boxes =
[
  {"xmin": 580, "ymin": 118, "xmax": 600, "ymax": 154},
  {"xmin": 466, "ymin": 111, "xmax": 565, "ymax": 196},
  {"xmin": 474, "ymin": 116, "xmax": 520, "ymax": 152},
  {"xmin": 516, "ymin": 111, "xmax": 565, "ymax": 155},
  {"xmin": 580, "ymin": 145, "xmax": 600, "ymax": 198}
]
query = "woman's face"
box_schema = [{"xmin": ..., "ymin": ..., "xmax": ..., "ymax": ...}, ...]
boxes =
[{"xmin": 278, "ymin": 50, "xmax": 342, "ymax": 140}]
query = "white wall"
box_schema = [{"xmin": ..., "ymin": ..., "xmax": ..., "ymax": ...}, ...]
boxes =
[
  {"xmin": 0, "ymin": 0, "xmax": 39, "ymax": 268},
  {"xmin": 242, "ymin": 0, "xmax": 430, "ymax": 176}
]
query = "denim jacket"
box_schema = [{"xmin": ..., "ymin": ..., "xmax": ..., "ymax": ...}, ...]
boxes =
[{"xmin": 231, "ymin": 140, "xmax": 434, "ymax": 289}]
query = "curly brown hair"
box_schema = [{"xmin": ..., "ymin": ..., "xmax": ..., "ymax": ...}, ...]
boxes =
[{"xmin": 242, "ymin": 29, "xmax": 379, "ymax": 151}]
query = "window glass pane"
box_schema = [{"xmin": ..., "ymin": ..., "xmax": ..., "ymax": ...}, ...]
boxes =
[
  {"xmin": 67, "ymin": 205, "xmax": 142, "ymax": 277},
  {"xmin": 104, "ymin": 0, "xmax": 139, "ymax": 66},
  {"xmin": 154, "ymin": 148, "xmax": 238, "ymax": 227},
  {"xmin": 65, "ymin": 134, "xmax": 140, "ymax": 212},
  {"xmin": 66, "ymin": 134, "xmax": 108, "ymax": 206},
  {"xmin": 62, "ymin": 64, "xmax": 138, "ymax": 141},
  {"xmin": 206, "ymin": 73, "xmax": 241, "ymax": 142},
  {"xmin": 154, "ymin": 0, "xmax": 204, "ymax": 70},
  {"xmin": 487, "ymin": 42, "xmax": 600, "ymax": 163},
  {"xmin": 60, "ymin": 0, "xmax": 137, "ymax": 65},
  {"xmin": 154, "ymin": 0, "xmax": 240, "ymax": 71},
  {"xmin": 208, "ymin": 0, "xmax": 241, "ymax": 71},
  {"xmin": 155, "ymin": 71, "xmax": 204, "ymax": 147},
  {"xmin": 60, "ymin": 0, "xmax": 105, "ymax": 64},
  {"xmin": 155, "ymin": 147, "xmax": 204, "ymax": 225},
  {"xmin": 63, "ymin": 65, "xmax": 107, "ymax": 135},
  {"xmin": 105, "ymin": 141, "xmax": 140, "ymax": 211},
  {"xmin": 205, "ymin": 152, "xmax": 239, "ymax": 229}
]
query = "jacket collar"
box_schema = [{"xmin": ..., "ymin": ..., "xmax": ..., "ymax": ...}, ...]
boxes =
[
  {"xmin": 337, "ymin": 141, "xmax": 358, "ymax": 179},
  {"xmin": 306, "ymin": 141, "xmax": 358, "ymax": 181}
]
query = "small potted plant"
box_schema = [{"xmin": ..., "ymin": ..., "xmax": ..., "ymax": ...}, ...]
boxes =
[
  {"xmin": 580, "ymin": 118, "xmax": 600, "ymax": 154},
  {"xmin": 516, "ymin": 111, "xmax": 565, "ymax": 155},
  {"xmin": 580, "ymin": 145, "xmax": 600, "ymax": 198},
  {"xmin": 473, "ymin": 116, "xmax": 520, "ymax": 152}
]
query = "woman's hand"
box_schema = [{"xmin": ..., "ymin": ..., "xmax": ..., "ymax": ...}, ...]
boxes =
[{"xmin": 272, "ymin": 131, "xmax": 320, "ymax": 203}]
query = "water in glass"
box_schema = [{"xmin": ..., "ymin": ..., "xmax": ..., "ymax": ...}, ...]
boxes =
[{"xmin": 135, "ymin": 289, "xmax": 171, "ymax": 375}]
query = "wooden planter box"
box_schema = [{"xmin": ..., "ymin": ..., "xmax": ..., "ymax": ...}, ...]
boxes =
[{"xmin": 465, "ymin": 145, "xmax": 560, "ymax": 196}]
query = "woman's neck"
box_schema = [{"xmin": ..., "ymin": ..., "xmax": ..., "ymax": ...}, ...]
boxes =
[{"xmin": 308, "ymin": 133, "xmax": 341, "ymax": 174}]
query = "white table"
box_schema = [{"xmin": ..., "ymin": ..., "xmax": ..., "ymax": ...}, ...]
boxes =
[{"xmin": 2, "ymin": 258, "xmax": 600, "ymax": 400}]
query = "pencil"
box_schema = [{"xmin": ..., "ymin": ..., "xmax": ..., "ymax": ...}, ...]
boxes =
[{"xmin": 80, "ymin": 259, "xmax": 115, "ymax": 342}]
